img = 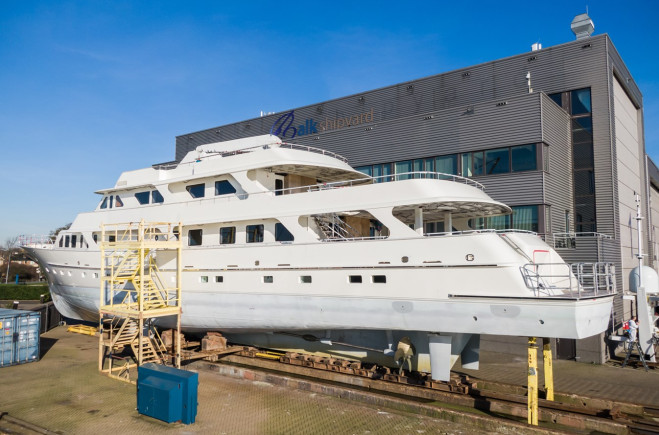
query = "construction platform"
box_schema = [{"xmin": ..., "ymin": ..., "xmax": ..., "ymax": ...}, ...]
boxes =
[{"xmin": 0, "ymin": 326, "xmax": 658, "ymax": 434}]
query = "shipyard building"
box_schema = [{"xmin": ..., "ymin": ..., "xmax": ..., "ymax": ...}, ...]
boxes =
[{"xmin": 173, "ymin": 16, "xmax": 656, "ymax": 364}]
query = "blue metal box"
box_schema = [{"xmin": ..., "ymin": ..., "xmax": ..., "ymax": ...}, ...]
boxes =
[
  {"xmin": 0, "ymin": 308, "xmax": 40, "ymax": 367},
  {"xmin": 137, "ymin": 363, "xmax": 198, "ymax": 424}
]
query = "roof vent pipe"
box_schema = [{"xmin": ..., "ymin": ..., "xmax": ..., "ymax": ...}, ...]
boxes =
[
  {"xmin": 531, "ymin": 42, "xmax": 542, "ymax": 51},
  {"xmin": 571, "ymin": 13, "xmax": 594, "ymax": 40}
]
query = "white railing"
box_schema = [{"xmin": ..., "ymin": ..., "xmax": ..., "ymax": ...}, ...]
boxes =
[
  {"xmin": 552, "ymin": 232, "xmax": 613, "ymax": 249},
  {"xmin": 520, "ymin": 262, "xmax": 616, "ymax": 299},
  {"xmin": 426, "ymin": 229, "xmax": 538, "ymax": 237},
  {"xmin": 18, "ymin": 235, "xmax": 54, "ymax": 248}
]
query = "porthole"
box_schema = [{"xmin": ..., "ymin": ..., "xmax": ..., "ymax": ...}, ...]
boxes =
[
  {"xmin": 263, "ymin": 276, "xmax": 273, "ymax": 283},
  {"xmin": 215, "ymin": 276, "xmax": 223, "ymax": 283},
  {"xmin": 372, "ymin": 275, "xmax": 386, "ymax": 284},
  {"xmin": 200, "ymin": 276, "xmax": 209, "ymax": 283},
  {"xmin": 349, "ymin": 275, "xmax": 362, "ymax": 283},
  {"xmin": 299, "ymin": 276, "xmax": 312, "ymax": 284}
]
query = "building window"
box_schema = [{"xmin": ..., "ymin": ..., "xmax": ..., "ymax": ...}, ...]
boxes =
[
  {"xmin": 220, "ymin": 227, "xmax": 236, "ymax": 244},
  {"xmin": 373, "ymin": 163, "xmax": 393, "ymax": 182},
  {"xmin": 275, "ymin": 223, "xmax": 294, "ymax": 242},
  {"xmin": 548, "ymin": 92, "xmax": 563, "ymax": 108},
  {"xmin": 472, "ymin": 151, "xmax": 484, "ymax": 176},
  {"xmin": 135, "ymin": 192, "xmax": 150, "ymax": 205},
  {"xmin": 512, "ymin": 206, "xmax": 539, "ymax": 232},
  {"xmin": 485, "ymin": 147, "xmax": 510, "ymax": 174},
  {"xmin": 571, "ymin": 88, "xmax": 592, "ymax": 115},
  {"xmin": 186, "ymin": 183, "xmax": 205, "ymax": 198},
  {"xmin": 395, "ymin": 160, "xmax": 413, "ymax": 180},
  {"xmin": 246, "ymin": 224, "xmax": 264, "ymax": 243},
  {"xmin": 152, "ymin": 190, "xmax": 164, "ymax": 203},
  {"xmin": 300, "ymin": 276, "xmax": 312, "ymax": 283},
  {"xmin": 356, "ymin": 166, "xmax": 372, "ymax": 176},
  {"xmin": 188, "ymin": 229, "xmax": 203, "ymax": 246},
  {"xmin": 215, "ymin": 180, "xmax": 237, "ymax": 196},
  {"xmin": 435, "ymin": 155, "xmax": 458, "ymax": 175},
  {"xmin": 511, "ymin": 144, "xmax": 537, "ymax": 172}
]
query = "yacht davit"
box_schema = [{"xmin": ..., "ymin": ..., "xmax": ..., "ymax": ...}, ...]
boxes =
[{"xmin": 22, "ymin": 134, "xmax": 616, "ymax": 380}]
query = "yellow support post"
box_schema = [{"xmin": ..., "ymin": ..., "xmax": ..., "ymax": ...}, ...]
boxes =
[
  {"xmin": 542, "ymin": 337, "xmax": 554, "ymax": 401},
  {"xmin": 528, "ymin": 337, "xmax": 538, "ymax": 426}
]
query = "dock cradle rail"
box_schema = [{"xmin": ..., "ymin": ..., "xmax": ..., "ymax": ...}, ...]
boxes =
[{"xmin": 98, "ymin": 220, "xmax": 183, "ymax": 383}]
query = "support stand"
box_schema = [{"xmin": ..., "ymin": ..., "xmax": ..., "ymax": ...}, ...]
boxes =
[
  {"xmin": 542, "ymin": 337, "xmax": 554, "ymax": 401},
  {"xmin": 527, "ymin": 337, "xmax": 538, "ymax": 426}
]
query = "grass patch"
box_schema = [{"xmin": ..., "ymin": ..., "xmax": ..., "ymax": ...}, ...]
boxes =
[{"xmin": 0, "ymin": 283, "xmax": 50, "ymax": 301}]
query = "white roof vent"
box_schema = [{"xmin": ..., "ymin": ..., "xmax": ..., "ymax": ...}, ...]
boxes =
[
  {"xmin": 531, "ymin": 42, "xmax": 542, "ymax": 51},
  {"xmin": 571, "ymin": 13, "xmax": 594, "ymax": 40}
]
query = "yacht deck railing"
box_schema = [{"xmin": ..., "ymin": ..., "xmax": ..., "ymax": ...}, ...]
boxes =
[
  {"xmin": 18, "ymin": 234, "xmax": 55, "ymax": 248},
  {"xmin": 520, "ymin": 262, "xmax": 616, "ymax": 299}
]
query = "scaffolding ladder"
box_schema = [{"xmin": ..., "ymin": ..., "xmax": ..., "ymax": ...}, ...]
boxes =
[{"xmin": 98, "ymin": 220, "xmax": 182, "ymax": 383}]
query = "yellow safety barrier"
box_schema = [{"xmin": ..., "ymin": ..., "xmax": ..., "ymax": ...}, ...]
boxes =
[{"xmin": 67, "ymin": 325, "xmax": 98, "ymax": 336}]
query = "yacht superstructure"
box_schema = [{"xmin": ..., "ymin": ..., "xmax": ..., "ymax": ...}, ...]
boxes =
[{"xmin": 22, "ymin": 134, "xmax": 615, "ymax": 380}]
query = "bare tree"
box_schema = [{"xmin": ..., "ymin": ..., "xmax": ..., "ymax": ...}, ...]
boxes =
[{"xmin": 4, "ymin": 236, "xmax": 19, "ymax": 284}]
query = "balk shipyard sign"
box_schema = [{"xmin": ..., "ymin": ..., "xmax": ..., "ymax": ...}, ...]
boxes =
[{"xmin": 270, "ymin": 108, "xmax": 375, "ymax": 139}]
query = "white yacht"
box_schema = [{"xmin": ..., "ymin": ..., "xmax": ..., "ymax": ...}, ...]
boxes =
[{"xmin": 22, "ymin": 134, "xmax": 615, "ymax": 380}]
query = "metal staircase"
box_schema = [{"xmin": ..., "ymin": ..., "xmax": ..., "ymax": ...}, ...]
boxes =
[
  {"xmin": 99, "ymin": 220, "xmax": 182, "ymax": 383},
  {"xmin": 313, "ymin": 214, "xmax": 361, "ymax": 240}
]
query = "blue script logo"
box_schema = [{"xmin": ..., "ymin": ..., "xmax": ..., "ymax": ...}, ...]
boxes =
[{"xmin": 270, "ymin": 108, "xmax": 374, "ymax": 139}]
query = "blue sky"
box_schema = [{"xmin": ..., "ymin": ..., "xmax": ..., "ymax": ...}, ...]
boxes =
[{"xmin": 1, "ymin": 1, "xmax": 658, "ymax": 243}]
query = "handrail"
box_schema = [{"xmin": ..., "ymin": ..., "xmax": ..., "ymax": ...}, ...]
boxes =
[
  {"xmin": 193, "ymin": 141, "xmax": 350, "ymax": 164},
  {"xmin": 18, "ymin": 235, "xmax": 54, "ymax": 247},
  {"xmin": 426, "ymin": 229, "xmax": 538, "ymax": 237},
  {"xmin": 519, "ymin": 262, "xmax": 616, "ymax": 299}
]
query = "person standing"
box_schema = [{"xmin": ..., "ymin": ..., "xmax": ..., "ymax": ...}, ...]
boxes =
[{"xmin": 628, "ymin": 316, "xmax": 639, "ymax": 343}]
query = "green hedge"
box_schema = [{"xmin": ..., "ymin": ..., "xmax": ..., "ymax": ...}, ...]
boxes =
[{"xmin": 0, "ymin": 283, "xmax": 50, "ymax": 301}]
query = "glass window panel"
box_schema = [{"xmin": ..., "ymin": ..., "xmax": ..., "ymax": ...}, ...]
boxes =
[
  {"xmin": 115, "ymin": 195, "xmax": 123, "ymax": 207},
  {"xmin": 246, "ymin": 224, "xmax": 264, "ymax": 243},
  {"xmin": 188, "ymin": 229, "xmax": 203, "ymax": 246},
  {"xmin": 135, "ymin": 192, "xmax": 150, "ymax": 205},
  {"xmin": 573, "ymin": 142, "xmax": 594, "ymax": 169},
  {"xmin": 424, "ymin": 158, "xmax": 434, "ymax": 173},
  {"xmin": 461, "ymin": 153, "xmax": 472, "ymax": 177},
  {"xmin": 71, "ymin": 235, "xmax": 77, "ymax": 248},
  {"xmin": 65, "ymin": 235, "xmax": 70, "ymax": 247},
  {"xmin": 100, "ymin": 197, "xmax": 109, "ymax": 209},
  {"xmin": 186, "ymin": 183, "xmax": 205, "ymax": 198},
  {"xmin": 486, "ymin": 214, "xmax": 511, "ymax": 230},
  {"xmin": 435, "ymin": 155, "xmax": 458, "ymax": 175},
  {"xmin": 572, "ymin": 117, "xmax": 593, "ymax": 144},
  {"xmin": 571, "ymin": 88, "xmax": 591, "ymax": 115},
  {"xmin": 109, "ymin": 195, "xmax": 114, "ymax": 208},
  {"xmin": 485, "ymin": 148, "xmax": 510, "ymax": 174},
  {"xmin": 355, "ymin": 166, "xmax": 372, "ymax": 176},
  {"xmin": 574, "ymin": 170, "xmax": 595, "ymax": 196},
  {"xmin": 152, "ymin": 190, "xmax": 164, "ymax": 203},
  {"xmin": 512, "ymin": 206, "xmax": 538, "ymax": 232},
  {"xmin": 215, "ymin": 180, "xmax": 237, "ymax": 196},
  {"xmin": 548, "ymin": 92, "xmax": 562, "ymax": 108},
  {"xmin": 373, "ymin": 164, "xmax": 393, "ymax": 183},
  {"xmin": 275, "ymin": 223, "xmax": 294, "ymax": 242},
  {"xmin": 413, "ymin": 159, "xmax": 424, "ymax": 173},
  {"xmin": 220, "ymin": 227, "xmax": 236, "ymax": 244},
  {"xmin": 472, "ymin": 152, "xmax": 484, "ymax": 176},
  {"xmin": 511, "ymin": 144, "xmax": 537, "ymax": 172},
  {"xmin": 395, "ymin": 160, "xmax": 413, "ymax": 180}
]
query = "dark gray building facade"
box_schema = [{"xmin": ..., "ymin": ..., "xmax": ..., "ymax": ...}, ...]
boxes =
[{"xmin": 174, "ymin": 33, "xmax": 655, "ymax": 363}]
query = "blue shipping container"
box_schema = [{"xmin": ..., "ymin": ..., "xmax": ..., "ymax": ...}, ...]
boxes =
[
  {"xmin": 0, "ymin": 308, "xmax": 40, "ymax": 367},
  {"xmin": 137, "ymin": 363, "xmax": 198, "ymax": 424}
]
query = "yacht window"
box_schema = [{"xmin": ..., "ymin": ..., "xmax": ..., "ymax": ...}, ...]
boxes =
[
  {"xmin": 93, "ymin": 234, "xmax": 98, "ymax": 243},
  {"xmin": 372, "ymin": 275, "xmax": 387, "ymax": 283},
  {"xmin": 215, "ymin": 276, "xmax": 223, "ymax": 283},
  {"xmin": 188, "ymin": 229, "xmax": 203, "ymax": 246},
  {"xmin": 109, "ymin": 195, "xmax": 114, "ymax": 208},
  {"xmin": 215, "ymin": 180, "xmax": 237, "ymax": 196},
  {"xmin": 59, "ymin": 237, "xmax": 63, "ymax": 247},
  {"xmin": 115, "ymin": 196, "xmax": 124, "ymax": 207},
  {"xmin": 220, "ymin": 227, "xmax": 236, "ymax": 244},
  {"xmin": 100, "ymin": 197, "xmax": 109, "ymax": 209},
  {"xmin": 349, "ymin": 275, "xmax": 362, "ymax": 283},
  {"xmin": 65, "ymin": 235, "xmax": 70, "ymax": 248},
  {"xmin": 71, "ymin": 235, "xmax": 77, "ymax": 248},
  {"xmin": 200, "ymin": 276, "xmax": 208, "ymax": 283},
  {"xmin": 300, "ymin": 276, "xmax": 312, "ymax": 284},
  {"xmin": 109, "ymin": 235, "xmax": 116, "ymax": 243},
  {"xmin": 135, "ymin": 192, "xmax": 150, "ymax": 205},
  {"xmin": 246, "ymin": 225, "xmax": 264, "ymax": 243},
  {"xmin": 275, "ymin": 223, "xmax": 294, "ymax": 242},
  {"xmin": 152, "ymin": 190, "xmax": 164, "ymax": 203},
  {"xmin": 275, "ymin": 179, "xmax": 284, "ymax": 195},
  {"xmin": 187, "ymin": 183, "xmax": 205, "ymax": 198},
  {"xmin": 263, "ymin": 276, "xmax": 273, "ymax": 283}
]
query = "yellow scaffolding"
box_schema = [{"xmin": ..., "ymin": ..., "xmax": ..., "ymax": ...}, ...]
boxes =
[{"xmin": 98, "ymin": 220, "xmax": 182, "ymax": 383}]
